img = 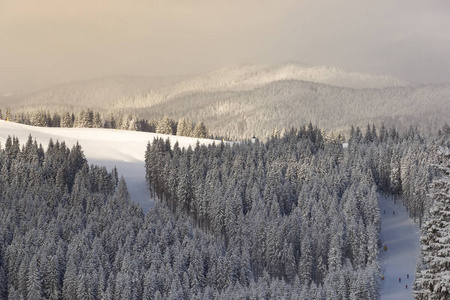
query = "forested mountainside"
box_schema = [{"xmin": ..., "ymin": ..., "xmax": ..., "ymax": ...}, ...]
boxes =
[
  {"xmin": 2, "ymin": 63, "xmax": 448, "ymax": 139},
  {"xmin": 137, "ymin": 80, "xmax": 450, "ymax": 139},
  {"xmin": 0, "ymin": 123, "xmax": 446, "ymax": 299},
  {"xmin": 0, "ymin": 75, "xmax": 186, "ymax": 113},
  {"xmin": 413, "ymin": 135, "xmax": 450, "ymax": 299},
  {"xmin": 145, "ymin": 124, "xmax": 436, "ymax": 298}
]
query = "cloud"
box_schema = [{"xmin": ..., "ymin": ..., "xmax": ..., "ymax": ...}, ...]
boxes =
[{"xmin": 1, "ymin": 0, "xmax": 449, "ymax": 92}]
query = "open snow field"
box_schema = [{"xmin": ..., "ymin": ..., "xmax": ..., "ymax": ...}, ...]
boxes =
[
  {"xmin": 379, "ymin": 195, "xmax": 421, "ymax": 300},
  {"xmin": 0, "ymin": 120, "xmax": 218, "ymax": 212}
]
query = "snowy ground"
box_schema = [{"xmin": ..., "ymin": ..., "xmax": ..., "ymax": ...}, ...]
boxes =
[
  {"xmin": 0, "ymin": 120, "xmax": 218, "ymax": 212},
  {"xmin": 379, "ymin": 195, "xmax": 421, "ymax": 300}
]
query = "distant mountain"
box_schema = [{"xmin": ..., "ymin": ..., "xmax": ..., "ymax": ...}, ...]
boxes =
[
  {"xmin": 0, "ymin": 75, "xmax": 187, "ymax": 113},
  {"xmin": 135, "ymin": 80, "xmax": 450, "ymax": 139},
  {"xmin": 170, "ymin": 63, "xmax": 410, "ymax": 91},
  {"xmin": 2, "ymin": 63, "xmax": 448, "ymax": 139}
]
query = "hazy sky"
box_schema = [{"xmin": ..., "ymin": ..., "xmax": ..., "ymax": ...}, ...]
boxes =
[{"xmin": 1, "ymin": 0, "xmax": 449, "ymax": 92}]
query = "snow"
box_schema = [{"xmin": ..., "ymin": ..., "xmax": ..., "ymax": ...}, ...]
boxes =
[
  {"xmin": 165, "ymin": 63, "xmax": 409, "ymax": 96},
  {"xmin": 0, "ymin": 120, "xmax": 218, "ymax": 212},
  {"xmin": 379, "ymin": 195, "xmax": 421, "ymax": 300}
]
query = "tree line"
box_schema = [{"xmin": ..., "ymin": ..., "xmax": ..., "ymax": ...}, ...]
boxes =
[{"xmin": 1, "ymin": 108, "xmax": 210, "ymax": 139}]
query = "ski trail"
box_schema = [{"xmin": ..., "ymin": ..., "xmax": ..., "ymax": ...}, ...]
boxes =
[{"xmin": 379, "ymin": 195, "xmax": 421, "ymax": 300}]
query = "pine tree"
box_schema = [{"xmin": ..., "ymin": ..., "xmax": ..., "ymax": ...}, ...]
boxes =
[
  {"xmin": 93, "ymin": 112, "xmax": 102, "ymax": 128},
  {"xmin": 86, "ymin": 109, "xmax": 94, "ymax": 128},
  {"xmin": 414, "ymin": 148, "xmax": 450, "ymax": 299},
  {"xmin": 389, "ymin": 152, "xmax": 402, "ymax": 197},
  {"xmin": 27, "ymin": 256, "xmax": 44, "ymax": 300},
  {"xmin": 46, "ymin": 111, "xmax": 53, "ymax": 126},
  {"xmin": 75, "ymin": 110, "xmax": 87, "ymax": 127},
  {"xmin": 328, "ymin": 233, "xmax": 343, "ymax": 273},
  {"xmin": 366, "ymin": 223, "xmax": 379, "ymax": 267},
  {"xmin": 299, "ymin": 235, "xmax": 313, "ymax": 285},
  {"xmin": 156, "ymin": 116, "xmax": 174, "ymax": 135},
  {"xmin": 61, "ymin": 112, "xmax": 73, "ymax": 127},
  {"xmin": 194, "ymin": 122, "xmax": 208, "ymax": 138},
  {"xmin": 31, "ymin": 110, "xmax": 48, "ymax": 127},
  {"xmin": 185, "ymin": 120, "xmax": 194, "ymax": 137},
  {"xmin": 0, "ymin": 266, "xmax": 6, "ymax": 299},
  {"xmin": 128, "ymin": 115, "xmax": 139, "ymax": 131},
  {"xmin": 283, "ymin": 243, "xmax": 297, "ymax": 282},
  {"xmin": 177, "ymin": 117, "xmax": 188, "ymax": 136},
  {"xmin": 52, "ymin": 112, "xmax": 61, "ymax": 127},
  {"xmin": 109, "ymin": 113, "xmax": 117, "ymax": 129}
]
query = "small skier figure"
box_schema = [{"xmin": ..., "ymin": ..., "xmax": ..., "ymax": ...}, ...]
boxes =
[
  {"xmin": 399, "ymin": 277, "xmax": 401, "ymax": 283},
  {"xmin": 384, "ymin": 210, "xmax": 386, "ymax": 214},
  {"xmin": 406, "ymin": 285, "xmax": 408, "ymax": 289},
  {"xmin": 407, "ymin": 274, "xmax": 409, "ymax": 279},
  {"xmin": 393, "ymin": 211, "xmax": 395, "ymax": 215}
]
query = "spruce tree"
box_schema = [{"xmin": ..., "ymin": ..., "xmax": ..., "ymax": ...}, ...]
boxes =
[{"xmin": 414, "ymin": 148, "xmax": 450, "ymax": 299}]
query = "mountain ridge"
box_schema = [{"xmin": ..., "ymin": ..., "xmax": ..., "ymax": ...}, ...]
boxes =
[{"xmin": 2, "ymin": 63, "xmax": 448, "ymax": 138}]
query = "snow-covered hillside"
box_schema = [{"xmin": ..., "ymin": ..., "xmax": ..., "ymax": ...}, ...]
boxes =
[
  {"xmin": 6, "ymin": 63, "xmax": 449, "ymax": 140},
  {"xmin": 166, "ymin": 63, "xmax": 410, "ymax": 94},
  {"xmin": 0, "ymin": 120, "xmax": 218, "ymax": 211},
  {"xmin": 6, "ymin": 62, "xmax": 410, "ymax": 113},
  {"xmin": 379, "ymin": 195, "xmax": 421, "ymax": 300},
  {"xmin": 1, "ymin": 75, "xmax": 185, "ymax": 113}
]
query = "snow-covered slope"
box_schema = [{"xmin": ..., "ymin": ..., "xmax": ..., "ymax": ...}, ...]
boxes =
[
  {"xmin": 7, "ymin": 62, "xmax": 450, "ymax": 139},
  {"xmin": 6, "ymin": 62, "xmax": 409, "ymax": 113},
  {"xmin": 0, "ymin": 120, "xmax": 218, "ymax": 211},
  {"xmin": 3, "ymin": 75, "xmax": 186, "ymax": 113},
  {"xmin": 8, "ymin": 63, "xmax": 449, "ymax": 140},
  {"xmin": 166, "ymin": 63, "xmax": 409, "ymax": 94},
  {"xmin": 379, "ymin": 195, "xmax": 421, "ymax": 300}
]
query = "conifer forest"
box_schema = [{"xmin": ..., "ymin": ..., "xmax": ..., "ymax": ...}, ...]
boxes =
[{"xmin": 1, "ymin": 122, "xmax": 448, "ymax": 299}]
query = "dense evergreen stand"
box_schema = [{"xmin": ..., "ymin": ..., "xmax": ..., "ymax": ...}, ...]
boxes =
[{"xmin": 0, "ymin": 123, "xmax": 446, "ymax": 299}]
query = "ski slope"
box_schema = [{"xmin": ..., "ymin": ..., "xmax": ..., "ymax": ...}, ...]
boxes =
[
  {"xmin": 379, "ymin": 195, "xmax": 421, "ymax": 300},
  {"xmin": 0, "ymin": 120, "xmax": 218, "ymax": 212}
]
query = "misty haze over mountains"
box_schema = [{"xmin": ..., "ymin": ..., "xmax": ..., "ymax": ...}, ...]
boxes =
[{"xmin": 1, "ymin": 63, "xmax": 448, "ymax": 139}]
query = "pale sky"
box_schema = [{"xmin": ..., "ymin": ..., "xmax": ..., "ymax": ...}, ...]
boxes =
[{"xmin": 1, "ymin": 0, "xmax": 449, "ymax": 93}]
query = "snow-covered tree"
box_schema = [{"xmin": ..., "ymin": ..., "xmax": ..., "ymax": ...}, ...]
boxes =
[
  {"xmin": 414, "ymin": 148, "xmax": 450, "ymax": 299},
  {"xmin": 156, "ymin": 116, "xmax": 174, "ymax": 135},
  {"xmin": 176, "ymin": 117, "xmax": 189, "ymax": 137},
  {"xmin": 61, "ymin": 112, "xmax": 73, "ymax": 127},
  {"xmin": 193, "ymin": 122, "xmax": 208, "ymax": 138},
  {"xmin": 93, "ymin": 112, "xmax": 102, "ymax": 128}
]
